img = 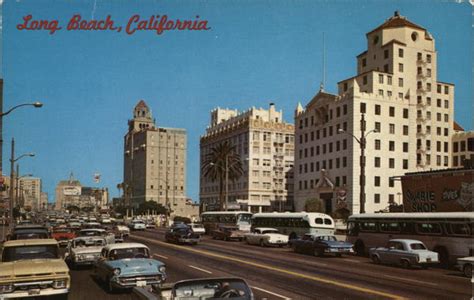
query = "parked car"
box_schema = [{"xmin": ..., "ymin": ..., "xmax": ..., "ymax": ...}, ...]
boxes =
[
  {"xmin": 0, "ymin": 239, "xmax": 70, "ymax": 299},
  {"xmin": 369, "ymin": 239, "xmax": 439, "ymax": 269},
  {"xmin": 455, "ymin": 256, "xmax": 473, "ymax": 278},
  {"xmin": 188, "ymin": 223, "xmax": 206, "ymax": 235},
  {"xmin": 94, "ymin": 243, "xmax": 166, "ymax": 292},
  {"xmin": 244, "ymin": 227, "xmax": 289, "ymax": 247},
  {"xmin": 51, "ymin": 227, "xmax": 76, "ymax": 247},
  {"xmin": 145, "ymin": 221, "xmax": 157, "ymax": 229},
  {"xmin": 165, "ymin": 226, "xmax": 200, "ymax": 245},
  {"xmin": 65, "ymin": 237, "xmax": 106, "ymax": 269},
  {"xmin": 211, "ymin": 225, "xmax": 245, "ymax": 241},
  {"xmin": 157, "ymin": 277, "xmax": 254, "ymax": 299},
  {"xmin": 292, "ymin": 234, "xmax": 354, "ymax": 257},
  {"xmin": 129, "ymin": 220, "xmax": 146, "ymax": 231}
]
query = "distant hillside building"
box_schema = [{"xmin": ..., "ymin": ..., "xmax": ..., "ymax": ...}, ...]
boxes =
[
  {"xmin": 200, "ymin": 103, "xmax": 295, "ymax": 213},
  {"xmin": 123, "ymin": 100, "xmax": 187, "ymax": 212}
]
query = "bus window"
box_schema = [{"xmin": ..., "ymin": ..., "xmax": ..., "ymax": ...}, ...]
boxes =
[
  {"xmin": 380, "ymin": 222, "xmax": 400, "ymax": 233},
  {"xmin": 324, "ymin": 218, "xmax": 332, "ymax": 225},
  {"xmin": 450, "ymin": 223, "xmax": 470, "ymax": 236},
  {"xmin": 416, "ymin": 222, "xmax": 441, "ymax": 235},
  {"xmin": 315, "ymin": 218, "xmax": 323, "ymax": 224},
  {"xmin": 400, "ymin": 222, "xmax": 415, "ymax": 234},
  {"xmin": 347, "ymin": 221, "xmax": 359, "ymax": 236},
  {"xmin": 360, "ymin": 222, "xmax": 378, "ymax": 232}
]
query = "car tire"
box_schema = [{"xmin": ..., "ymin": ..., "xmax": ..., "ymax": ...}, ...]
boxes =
[
  {"xmin": 400, "ymin": 259, "xmax": 411, "ymax": 269},
  {"xmin": 314, "ymin": 248, "xmax": 324, "ymax": 257},
  {"xmin": 292, "ymin": 244, "xmax": 298, "ymax": 253},
  {"xmin": 463, "ymin": 264, "xmax": 472, "ymax": 278},
  {"xmin": 259, "ymin": 240, "xmax": 265, "ymax": 247},
  {"xmin": 371, "ymin": 255, "xmax": 380, "ymax": 264},
  {"xmin": 335, "ymin": 253, "xmax": 342, "ymax": 257},
  {"xmin": 106, "ymin": 277, "xmax": 114, "ymax": 293}
]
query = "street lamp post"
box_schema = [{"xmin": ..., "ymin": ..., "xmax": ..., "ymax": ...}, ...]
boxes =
[
  {"xmin": 9, "ymin": 138, "xmax": 35, "ymax": 228},
  {"xmin": 338, "ymin": 113, "xmax": 378, "ymax": 214}
]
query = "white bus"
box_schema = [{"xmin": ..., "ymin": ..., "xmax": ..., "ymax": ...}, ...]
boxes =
[
  {"xmin": 346, "ymin": 212, "xmax": 474, "ymax": 266},
  {"xmin": 251, "ymin": 212, "xmax": 335, "ymax": 240},
  {"xmin": 200, "ymin": 211, "xmax": 253, "ymax": 234}
]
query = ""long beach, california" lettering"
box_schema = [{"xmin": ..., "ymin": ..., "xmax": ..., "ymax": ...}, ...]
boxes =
[{"xmin": 16, "ymin": 14, "xmax": 211, "ymax": 35}]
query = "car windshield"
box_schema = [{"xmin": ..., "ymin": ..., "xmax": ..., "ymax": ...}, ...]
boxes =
[
  {"xmin": 237, "ymin": 214, "xmax": 252, "ymax": 225},
  {"xmin": 410, "ymin": 243, "xmax": 427, "ymax": 250},
  {"xmin": 262, "ymin": 230, "xmax": 279, "ymax": 234},
  {"xmin": 73, "ymin": 239, "xmax": 105, "ymax": 248},
  {"xmin": 318, "ymin": 235, "xmax": 337, "ymax": 242},
  {"xmin": 13, "ymin": 232, "xmax": 49, "ymax": 240},
  {"xmin": 2, "ymin": 245, "xmax": 58, "ymax": 262},
  {"xmin": 109, "ymin": 247, "xmax": 149, "ymax": 260},
  {"xmin": 173, "ymin": 279, "xmax": 252, "ymax": 299},
  {"xmin": 54, "ymin": 228, "xmax": 72, "ymax": 233},
  {"xmin": 79, "ymin": 230, "xmax": 103, "ymax": 237}
]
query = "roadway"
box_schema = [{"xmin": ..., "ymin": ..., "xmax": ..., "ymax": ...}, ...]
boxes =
[{"xmin": 67, "ymin": 228, "xmax": 472, "ymax": 300}]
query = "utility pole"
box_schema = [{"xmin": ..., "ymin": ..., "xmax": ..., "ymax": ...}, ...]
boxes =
[
  {"xmin": 359, "ymin": 113, "xmax": 366, "ymax": 214},
  {"xmin": 225, "ymin": 154, "xmax": 229, "ymax": 211},
  {"xmin": 9, "ymin": 138, "xmax": 14, "ymax": 228}
]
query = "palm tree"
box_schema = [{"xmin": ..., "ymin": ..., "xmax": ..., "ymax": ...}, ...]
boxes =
[{"xmin": 201, "ymin": 141, "xmax": 244, "ymax": 211}]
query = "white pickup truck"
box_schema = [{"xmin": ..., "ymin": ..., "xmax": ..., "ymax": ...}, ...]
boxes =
[{"xmin": 369, "ymin": 239, "xmax": 439, "ymax": 269}]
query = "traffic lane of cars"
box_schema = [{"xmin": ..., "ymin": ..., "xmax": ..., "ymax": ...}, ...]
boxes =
[
  {"xmin": 130, "ymin": 232, "xmax": 406, "ymax": 300},
  {"xmin": 132, "ymin": 229, "xmax": 472, "ymax": 299}
]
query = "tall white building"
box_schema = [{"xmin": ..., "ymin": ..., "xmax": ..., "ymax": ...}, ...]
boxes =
[
  {"xmin": 200, "ymin": 103, "xmax": 295, "ymax": 213},
  {"xmin": 294, "ymin": 12, "xmax": 454, "ymax": 214}
]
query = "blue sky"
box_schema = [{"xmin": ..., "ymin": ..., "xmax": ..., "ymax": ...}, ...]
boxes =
[{"xmin": 1, "ymin": 0, "xmax": 472, "ymax": 203}]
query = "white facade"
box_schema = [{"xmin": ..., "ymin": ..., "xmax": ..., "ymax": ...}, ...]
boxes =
[
  {"xmin": 200, "ymin": 104, "xmax": 295, "ymax": 213},
  {"xmin": 452, "ymin": 128, "xmax": 474, "ymax": 168},
  {"xmin": 294, "ymin": 12, "xmax": 455, "ymax": 214}
]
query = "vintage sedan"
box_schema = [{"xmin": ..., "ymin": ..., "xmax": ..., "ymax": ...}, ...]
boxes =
[
  {"xmin": 455, "ymin": 256, "xmax": 473, "ymax": 278},
  {"xmin": 292, "ymin": 234, "xmax": 354, "ymax": 257},
  {"xmin": 51, "ymin": 227, "xmax": 76, "ymax": 247},
  {"xmin": 211, "ymin": 225, "xmax": 245, "ymax": 241},
  {"xmin": 7, "ymin": 224, "xmax": 50, "ymax": 241},
  {"xmin": 77, "ymin": 228, "xmax": 115, "ymax": 244},
  {"xmin": 113, "ymin": 225, "xmax": 130, "ymax": 237},
  {"xmin": 369, "ymin": 239, "xmax": 439, "ymax": 269},
  {"xmin": 94, "ymin": 243, "xmax": 166, "ymax": 292},
  {"xmin": 244, "ymin": 227, "xmax": 288, "ymax": 247},
  {"xmin": 65, "ymin": 237, "xmax": 106, "ymax": 269},
  {"xmin": 156, "ymin": 277, "xmax": 254, "ymax": 299},
  {"xmin": 128, "ymin": 220, "xmax": 146, "ymax": 231},
  {"xmin": 0, "ymin": 239, "xmax": 70, "ymax": 299},
  {"xmin": 165, "ymin": 226, "xmax": 200, "ymax": 245}
]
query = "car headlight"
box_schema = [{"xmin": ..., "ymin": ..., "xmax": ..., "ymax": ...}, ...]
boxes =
[
  {"xmin": 158, "ymin": 265, "xmax": 166, "ymax": 273},
  {"xmin": 53, "ymin": 279, "xmax": 67, "ymax": 289},
  {"xmin": 0, "ymin": 283, "xmax": 13, "ymax": 293},
  {"xmin": 113, "ymin": 268, "xmax": 121, "ymax": 276}
]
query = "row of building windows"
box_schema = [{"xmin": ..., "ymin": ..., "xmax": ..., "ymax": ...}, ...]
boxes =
[
  {"xmin": 298, "ymin": 157, "xmax": 348, "ymax": 174},
  {"xmin": 417, "ymin": 96, "xmax": 450, "ymax": 109},
  {"xmin": 453, "ymin": 154, "xmax": 474, "ymax": 167},
  {"xmin": 299, "ymin": 140, "xmax": 348, "ymax": 158},
  {"xmin": 298, "ymin": 176, "xmax": 347, "ymax": 190},
  {"xmin": 453, "ymin": 138, "xmax": 474, "ymax": 153},
  {"xmin": 360, "ymin": 103, "xmax": 409, "ymax": 118},
  {"xmin": 299, "ymin": 124, "xmax": 348, "ymax": 143},
  {"xmin": 299, "ymin": 105, "xmax": 349, "ymax": 129}
]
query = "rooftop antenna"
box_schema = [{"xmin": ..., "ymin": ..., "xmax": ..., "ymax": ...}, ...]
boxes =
[{"xmin": 320, "ymin": 32, "xmax": 326, "ymax": 92}]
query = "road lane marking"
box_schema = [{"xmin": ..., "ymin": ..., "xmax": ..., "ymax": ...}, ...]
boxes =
[
  {"xmin": 132, "ymin": 235, "xmax": 403, "ymax": 300},
  {"xmin": 251, "ymin": 286, "xmax": 290, "ymax": 299},
  {"xmin": 153, "ymin": 253, "xmax": 168, "ymax": 260},
  {"xmin": 383, "ymin": 275, "xmax": 438, "ymax": 286},
  {"xmin": 341, "ymin": 258, "xmax": 361, "ymax": 263},
  {"xmin": 188, "ymin": 265, "xmax": 213, "ymax": 274}
]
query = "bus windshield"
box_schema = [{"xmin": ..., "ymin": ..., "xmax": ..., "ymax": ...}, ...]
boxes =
[{"xmin": 238, "ymin": 214, "xmax": 252, "ymax": 225}]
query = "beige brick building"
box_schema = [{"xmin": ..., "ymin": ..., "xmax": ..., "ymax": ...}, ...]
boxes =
[
  {"xmin": 452, "ymin": 122, "xmax": 474, "ymax": 168},
  {"xmin": 18, "ymin": 177, "xmax": 41, "ymax": 211},
  {"xmin": 200, "ymin": 103, "xmax": 295, "ymax": 213},
  {"xmin": 123, "ymin": 100, "xmax": 187, "ymax": 210},
  {"xmin": 294, "ymin": 12, "xmax": 455, "ymax": 214}
]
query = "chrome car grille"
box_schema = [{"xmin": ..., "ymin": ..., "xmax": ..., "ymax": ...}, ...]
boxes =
[{"xmin": 119, "ymin": 274, "xmax": 162, "ymax": 284}]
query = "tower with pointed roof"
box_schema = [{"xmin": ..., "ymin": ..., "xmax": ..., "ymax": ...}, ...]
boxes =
[
  {"xmin": 123, "ymin": 100, "xmax": 189, "ymax": 212},
  {"xmin": 294, "ymin": 12, "xmax": 455, "ymax": 214}
]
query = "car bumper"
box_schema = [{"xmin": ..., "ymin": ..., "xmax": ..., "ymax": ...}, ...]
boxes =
[
  {"xmin": 57, "ymin": 240, "xmax": 70, "ymax": 246},
  {"xmin": 325, "ymin": 248, "xmax": 354, "ymax": 254},
  {"xmin": 178, "ymin": 238, "xmax": 200, "ymax": 244},
  {"xmin": 111, "ymin": 275, "xmax": 165, "ymax": 289},
  {"xmin": 0, "ymin": 288, "xmax": 69, "ymax": 298}
]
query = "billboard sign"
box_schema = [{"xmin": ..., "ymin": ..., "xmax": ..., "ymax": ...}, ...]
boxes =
[
  {"xmin": 402, "ymin": 170, "xmax": 474, "ymax": 212},
  {"xmin": 63, "ymin": 186, "xmax": 81, "ymax": 196}
]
